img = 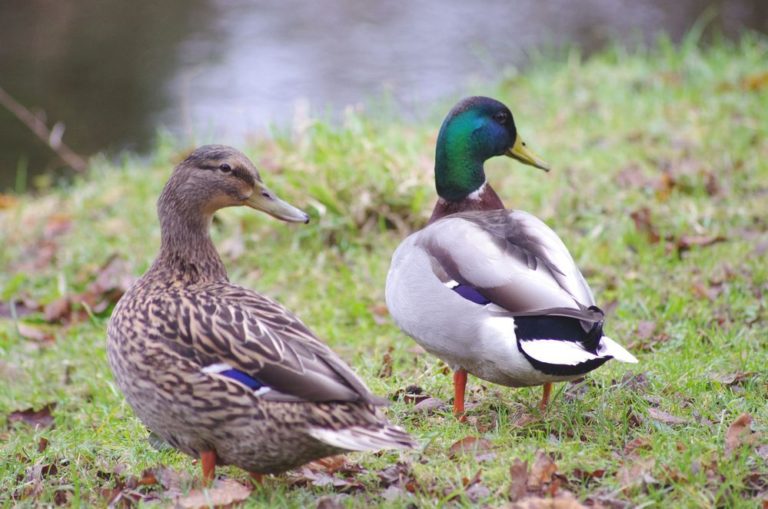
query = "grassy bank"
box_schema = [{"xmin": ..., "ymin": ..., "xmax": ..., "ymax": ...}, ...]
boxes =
[{"xmin": 1, "ymin": 35, "xmax": 767, "ymax": 507}]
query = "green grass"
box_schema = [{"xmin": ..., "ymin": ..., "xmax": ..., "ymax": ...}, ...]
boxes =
[{"xmin": 1, "ymin": 34, "xmax": 767, "ymax": 507}]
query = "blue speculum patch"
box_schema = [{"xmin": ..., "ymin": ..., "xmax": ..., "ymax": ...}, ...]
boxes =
[
  {"xmin": 452, "ymin": 284, "xmax": 491, "ymax": 305},
  {"xmin": 219, "ymin": 368, "xmax": 264, "ymax": 390}
]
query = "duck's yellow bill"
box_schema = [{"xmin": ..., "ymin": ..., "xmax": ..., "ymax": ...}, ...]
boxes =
[{"xmin": 505, "ymin": 135, "xmax": 550, "ymax": 172}]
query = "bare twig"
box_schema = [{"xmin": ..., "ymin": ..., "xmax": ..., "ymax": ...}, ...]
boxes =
[{"xmin": 0, "ymin": 84, "xmax": 88, "ymax": 173}]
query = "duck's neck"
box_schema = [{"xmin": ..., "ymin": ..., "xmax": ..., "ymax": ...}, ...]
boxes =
[
  {"xmin": 151, "ymin": 193, "xmax": 228, "ymax": 284},
  {"xmin": 431, "ymin": 120, "xmax": 506, "ymax": 223},
  {"xmin": 428, "ymin": 182, "xmax": 506, "ymax": 223}
]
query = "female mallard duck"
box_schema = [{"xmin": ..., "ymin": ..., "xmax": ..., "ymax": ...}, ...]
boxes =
[
  {"xmin": 385, "ymin": 97, "xmax": 637, "ymax": 419},
  {"xmin": 108, "ymin": 145, "xmax": 415, "ymax": 483}
]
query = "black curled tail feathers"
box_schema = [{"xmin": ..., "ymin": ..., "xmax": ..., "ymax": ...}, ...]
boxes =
[{"xmin": 582, "ymin": 305, "xmax": 605, "ymax": 353}]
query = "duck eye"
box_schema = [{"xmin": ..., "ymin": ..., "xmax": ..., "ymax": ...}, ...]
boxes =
[
  {"xmin": 219, "ymin": 163, "xmax": 232, "ymax": 173},
  {"xmin": 493, "ymin": 112, "xmax": 508, "ymax": 124}
]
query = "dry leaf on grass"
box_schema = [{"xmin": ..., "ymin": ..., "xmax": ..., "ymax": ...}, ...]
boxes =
[
  {"xmin": 710, "ymin": 372, "xmax": 756, "ymax": 386},
  {"xmin": 742, "ymin": 71, "xmax": 768, "ymax": 91},
  {"xmin": 616, "ymin": 458, "xmax": 657, "ymax": 492},
  {"xmin": 509, "ymin": 458, "xmax": 529, "ymax": 501},
  {"xmin": 289, "ymin": 458, "xmax": 366, "ymax": 493},
  {"xmin": 8, "ymin": 403, "xmax": 56, "ymax": 429},
  {"xmin": 316, "ymin": 496, "xmax": 345, "ymax": 509},
  {"xmin": 503, "ymin": 491, "xmax": 586, "ymax": 509},
  {"xmin": 528, "ymin": 450, "xmax": 558, "ymax": 490},
  {"xmin": 648, "ymin": 407, "xmax": 689, "ymax": 426},
  {"xmin": 0, "ymin": 299, "xmax": 39, "ymax": 318},
  {"xmin": 412, "ymin": 397, "xmax": 446, "ymax": 414},
  {"xmin": 376, "ymin": 345, "xmax": 393, "ymax": 378},
  {"xmin": 725, "ymin": 413, "xmax": 761, "ymax": 456},
  {"xmin": 448, "ymin": 436, "xmax": 494, "ymax": 459},
  {"xmin": 623, "ymin": 436, "xmax": 651, "ymax": 456},
  {"xmin": 44, "ymin": 255, "xmax": 136, "ymax": 324},
  {"xmin": 16, "ymin": 323, "xmax": 55, "ymax": 344},
  {"xmin": 175, "ymin": 479, "xmax": 252, "ymax": 509},
  {"xmin": 675, "ymin": 235, "xmax": 726, "ymax": 255},
  {"xmin": 630, "ymin": 207, "xmax": 660, "ymax": 244}
]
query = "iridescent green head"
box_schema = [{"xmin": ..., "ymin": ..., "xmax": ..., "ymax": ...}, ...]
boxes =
[{"xmin": 434, "ymin": 96, "xmax": 550, "ymax": 202}]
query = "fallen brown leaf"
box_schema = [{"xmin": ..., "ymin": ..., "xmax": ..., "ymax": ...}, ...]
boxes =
[
  {"xmin": 630, "ymin": 207, "xmax": 660, "ymax": 244},
  {"xmin": 8, "ymin": 403, "xmax": 56, "ymax": 429},
  {"xmin": 412, "ymin": 397, "xmax": 446, "ymax": 414},
  {"xmin": 510, "ymin": 409, "xmax": 540, "ymax": 427},
  {"xmin": 0, "ymin": 299, "xmax": 39, "ymax": 318},
  {"xmin": 16, "ymin": 323, "xmax": 55, "ymax": 344},
  {"xmin": 316, "ymin": 496, "xmax": 345, "ymax": 509},
  {"xmin": 175, "ymin": 479, "xmax": 252, "ymax": 509},
  {"xmin": 43, "ymin": 298, "xmax": 71, "ymax": 323},
  {"xmin": 615, "ymin": 163, "xmax": 650, "ymax": 188},
  {"xmin": 503, "ymin": 491, "xmax": 586, "ymax": 509},
  {"xmin": 676, "ymin": 234, "xmax": 726, "ymax": 254},
  {"xmin": 623, "ymin": 436, "xmax": 651, "ymax": 456},
  {"xmin": 647, "ymin": 407, "xmax": 689, "ymax": 426},
  {"xmin": 742, "ymin": 71, "xmax": 768, "ymax": 91},
  {"xmin": 654, "ymin": 172, "xmax": 676, "ymax": 201},
  {"xmin": 528, "ymin": 450, "xmax": 558, "ymax": 490},
  {"xmin": 725, "ymin": 413, "xmax": 760, "ymax": 457},
  {"xmin": 377, "ymin": 345, "xmax": 393, "ymax": 378},
  {"xmin": 570, "ymin": 468, "xmax": 605, "ymax": 487},
  {"xmin": 616, "ymin": 457, "xmax": 657, "ymax": 492},
  {"xmin": 43, "ymin": 214, "xmax": 73, "ymax": 239},
  {"xmin": 509, "ymin": 458, "xmax": 529, "ymax": 501},
  {"xmin": 636, "ymin": 321, "xmax": 656, "ymax": 340},
  {"xmin": 80, "ymin": 255, "xmax": 135, "ymax": 313},
  {"xmin": 377, "ymin": 461, "xmax": 414, "ymax": 488},
  {"xmin": 448, "ymin": 436, "xmax": 494, "ymax": 459},
  {"xmin": 710, "ymin": 372, "xmax": 756, "ymax": 386}
]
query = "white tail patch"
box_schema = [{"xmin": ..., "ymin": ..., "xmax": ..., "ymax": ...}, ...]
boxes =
[
  {"xmin": 521, "ymin": 336, "xmax": 639, "ymax": 367},
  {"xmin": 308, "ymin": 426, "xmax": 415, "ymax": 452},
  {"xmin": 519, "ymin": 339, "xmax": 600, "ymax": 366},
  {"xmin": 598, "ymin": 336, "xmax": 638, "ymax": 363}
]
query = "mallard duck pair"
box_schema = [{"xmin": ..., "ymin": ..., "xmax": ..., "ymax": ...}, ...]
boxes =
[{"xmin": 108, "ymin": 97, "xmax": 637, "ymax": 484}]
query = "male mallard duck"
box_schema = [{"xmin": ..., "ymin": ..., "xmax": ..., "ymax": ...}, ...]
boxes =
[
  {"xmin": 108, "ymin": 145, "xmax": 415, "ymax": 483},
  {"xmin": 385, "ymin": 97, "xmax": 637, "ymax": 419}
]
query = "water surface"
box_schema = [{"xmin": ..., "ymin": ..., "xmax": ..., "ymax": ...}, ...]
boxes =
[{"xmin": 0, "ymin": 0, "xmax": 765, "ymax": 190}]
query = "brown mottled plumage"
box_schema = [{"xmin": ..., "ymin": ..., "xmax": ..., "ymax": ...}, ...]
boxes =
[{"xmin": 108, "ymin": 145, "xmax": 414, "ymax": 482}]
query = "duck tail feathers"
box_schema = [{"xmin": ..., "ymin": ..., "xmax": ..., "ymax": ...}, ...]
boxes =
[
  {"xmin": 309, "ymin": 425, "xmax": 417, "ymax": 452},
  {"xmin": 599, "ymin": 336, "xmax": 638, "ymax": 363}
]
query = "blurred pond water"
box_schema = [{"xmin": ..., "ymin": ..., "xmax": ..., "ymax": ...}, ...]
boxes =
[{"xmin": 0, "ymin": 0, "xmax": 766, "ymax": 190}]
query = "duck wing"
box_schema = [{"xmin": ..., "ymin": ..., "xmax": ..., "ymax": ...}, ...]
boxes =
[
  {"xmin": 418, "ymin": 209, "xmax": 598, "ymax": 323},
  {"xmin": 174, "ymin": 284, "xmax": 387, "ymax": 405}
]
